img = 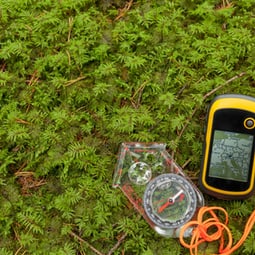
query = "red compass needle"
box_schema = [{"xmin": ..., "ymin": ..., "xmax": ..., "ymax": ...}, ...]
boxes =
[{"xmin": 158, "ymin": 190, "xmax": 185, "ymax": 213}]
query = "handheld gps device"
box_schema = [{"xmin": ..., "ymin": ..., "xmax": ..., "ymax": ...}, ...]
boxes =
[{"xmin": 199, "ymin": 94, "xmax": 255, "ymax": 199}]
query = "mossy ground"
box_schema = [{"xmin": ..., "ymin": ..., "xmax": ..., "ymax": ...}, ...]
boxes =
[{"xmin": 0, "ymin": 0, "xmax": 255, "ymax": 254}]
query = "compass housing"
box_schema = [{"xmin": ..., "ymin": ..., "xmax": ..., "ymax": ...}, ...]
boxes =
[
  {"xmin": 143, "ymin": 173, "xmax": 197, "ymax": 229},
  {"xmin": 113, "ymin": 142, "xmax": 204, "ymax": 237}
]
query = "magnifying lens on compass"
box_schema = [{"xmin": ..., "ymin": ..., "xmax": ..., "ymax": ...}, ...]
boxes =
[{"xmin": 143, "ymin": 173, "xmax": 197, "ymax": 230}]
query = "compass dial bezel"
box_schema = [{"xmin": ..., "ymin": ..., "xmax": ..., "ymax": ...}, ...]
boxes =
[{"xmin": 143, "ymin": 173, "xmax": 197, "ymax": 229}]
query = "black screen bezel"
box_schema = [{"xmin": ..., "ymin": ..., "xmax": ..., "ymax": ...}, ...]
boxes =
[{"xmin": 205, "ymin": 109, "xmax": 255, "ymax": 192}]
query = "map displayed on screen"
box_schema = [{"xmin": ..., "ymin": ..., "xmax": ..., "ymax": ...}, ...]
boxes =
[{"xmin": 209, "ymin": 130, "xmax": 254, "ymax": 182}]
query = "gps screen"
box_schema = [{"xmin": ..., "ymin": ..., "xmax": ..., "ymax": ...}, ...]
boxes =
[{"xmin": 208, "ymin": 130, "xmax": 254, "ymax": 182}]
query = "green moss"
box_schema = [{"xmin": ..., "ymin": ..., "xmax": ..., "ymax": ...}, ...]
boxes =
[{"xmin": 0, "ymin": 0, "xmax": 255, "ymax": 254}]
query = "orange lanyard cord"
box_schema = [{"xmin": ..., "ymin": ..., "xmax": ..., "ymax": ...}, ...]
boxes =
[{"xmin": 179, "ymin": 206, "xmax": 255, "ymax": 255}]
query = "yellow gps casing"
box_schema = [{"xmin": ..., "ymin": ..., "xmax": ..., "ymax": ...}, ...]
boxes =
[{"xmin": 199, "ymin": 94, "xmax": 255, "ymax": 199}]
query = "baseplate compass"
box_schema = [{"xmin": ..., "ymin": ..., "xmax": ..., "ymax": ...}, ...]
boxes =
[
  {"xmin": 143, "ymin": 173, "xmax": 197, "ymax": 229},
  {"xmin": 113, "ymin": 142, "xmax": 204, "ymax": 237}
]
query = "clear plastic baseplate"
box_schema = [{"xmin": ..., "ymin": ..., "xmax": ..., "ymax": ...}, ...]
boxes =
[{"xmin": 113, "ymin": 142, "xmax": 204, "ymax": 238}]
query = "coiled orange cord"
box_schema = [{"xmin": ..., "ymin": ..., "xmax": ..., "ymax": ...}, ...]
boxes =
[{"xmin": 179, "ymin": 206, "xmax": 255, "ymax": 255}]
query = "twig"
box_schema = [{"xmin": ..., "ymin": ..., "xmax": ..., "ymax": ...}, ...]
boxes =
[
  {"xmin": 107, "ymin": 233, "xmax": 127, "ymax": 255},
  {"xmin": 15, "ymin": 247, "xmax": 27, "ymax": 255},
  {"xmin": 130, "ymin": 81, "xmax": 148, "ymax": 108},
  {"xmin": 69, "ymin": 231, "xmax": 105, "ymax": 255},
  {"xmin": 177, "ymin": 71, "xmax": 246, "ymax": 140},
  {"xmin": 66, "ymin": 49, "xmax": 71, "ymax": 65},
  {"xmin": 202, "ymin": 72, "xmax": 246, "ymax": 100},
  {"xmin": 15, "ymin": 118, "xmax": 32, "ymax": 125},
  {"xmin": 14, "ymin": 171, "xmax": 35, "ymax": 177},
  {"xmin": 67, "ymin": 16, "xmax": 73, "ymax": 42},
  {"xmin": 16, "ymin": 161, "xmax": 27, "ymax": 172},
  {"xmin": 25, "ymin": 70, "xmax": 40, "ymax": 113},
  {"xmin": 13, "ymin": 227, "xmax": 27, "ymax": 255},
  {"xmin": 27, "ymin": 70, "xmax": 39, "ymax": 86},
  {"xmin": 64, "ymin": 76, "xmax": 86, "ymax": 87},
  {"xmin": 114, "ymin": 0, "xmax": 133, "ymax": 21},
  {"xmin": 14, "ymin": 246, "xmax": 23, "ymax": 255},
  {"xmin": 182, "ymin": 158, "xmax": 192, "ymax": 169},
  {"xmin": 216, "ymin": 0, "xmax": 233, "ymax": 10}
]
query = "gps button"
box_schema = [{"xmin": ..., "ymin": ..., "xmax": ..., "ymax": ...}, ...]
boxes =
[{"xmin": 244, "ymin": 118, "xmax": 255, "ymax": 129}]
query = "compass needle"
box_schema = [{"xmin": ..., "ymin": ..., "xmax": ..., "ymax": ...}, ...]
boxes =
[
  {"xmin": 158, "ymin": 190, "xmax": 184, "ymax": 213},
  {"xmin": 158, "ymin": 200, "xmax": 172, "ymax": 213}
]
